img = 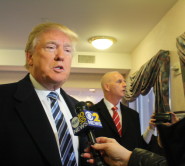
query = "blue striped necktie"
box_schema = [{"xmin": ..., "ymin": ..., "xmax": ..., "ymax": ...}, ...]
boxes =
[{"xmin": 47, "ymin": 92, "xmax": 77, "ymax": 166}]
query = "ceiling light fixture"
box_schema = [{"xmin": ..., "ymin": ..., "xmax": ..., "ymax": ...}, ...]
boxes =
[
  {"xmin": 88, "ymin": 36, "xmax": 117, "ymax": 50},
  {"xmin": 89, "ymin": 88, "xmax": 95, "ymax": 92}
]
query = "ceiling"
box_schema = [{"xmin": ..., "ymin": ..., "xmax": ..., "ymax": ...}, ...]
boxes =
[
  {"xmin": 0, "ymin": 0, "xmax": 178, "ymax": 101},
  {"xmin": 0, "ymin": 0, "xmax": 177, "ymax": 54}
]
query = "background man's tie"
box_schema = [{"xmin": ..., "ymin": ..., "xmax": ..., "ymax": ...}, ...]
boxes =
[
  {"xmin": 47, "ymin": 92, "xmax": 77, "ymax": 166},
  {"xmin": 112, "ymin": 106, "xmax": 122, "ymax": 136}
]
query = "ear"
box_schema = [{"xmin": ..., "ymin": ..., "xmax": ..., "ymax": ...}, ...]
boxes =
[
  {"xmin": 26, "ymin": 52, "xmax": 33, "ymax": 66},
  {"xmin": 104, "ymin": 83, "xmax": 110, "ymax": 92}
]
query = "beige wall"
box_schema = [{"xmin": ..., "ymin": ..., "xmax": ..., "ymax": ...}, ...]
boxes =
[
  {"xmin": 130, "ymin": 0, "xmax": 185, "ymax": 111},
  {"xmin": 0, "ymin": 50, "xmax": 131, "ymax": 73},
  {"xmin": 0, "ymin": 71, "xmax": 104, "ymax": 104},
  {"xmin": 0, "ymin": 71, "xmax": 104, "ymax": 89}
]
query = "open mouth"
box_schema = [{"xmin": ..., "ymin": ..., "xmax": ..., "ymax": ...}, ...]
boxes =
[
  {"xmin": 53, "ymin": 65, "xmax": 64, "ymax": 71},
  {"xmin": 55, "ymin": 66, "xmax": 63, "ymax": 69}
]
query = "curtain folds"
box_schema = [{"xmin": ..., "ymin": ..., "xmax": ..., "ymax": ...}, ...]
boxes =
[
  {"xmin": 176, "ymin": 33, "xmax": 185, "ymax": 96},
  {"xmin": 124, "ymin": 50, "xmax": 170, "ymax": 113}
]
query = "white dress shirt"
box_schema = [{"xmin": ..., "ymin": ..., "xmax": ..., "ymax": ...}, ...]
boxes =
[
  {"xmin": 103, "ymin": 98, "xmax": 122, "ymax": 125},
  {"xmin": 29, "ymin": 74, "xmax": 79, "ymax": 164},
  {"xmin": 142, "ymin": 127, "xmax": 155, "ymax": 144}
]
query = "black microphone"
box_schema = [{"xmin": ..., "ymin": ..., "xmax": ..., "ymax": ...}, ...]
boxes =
[{"xmin": 70, "ymin": 101, "xmax": 107, "ymax": 166}]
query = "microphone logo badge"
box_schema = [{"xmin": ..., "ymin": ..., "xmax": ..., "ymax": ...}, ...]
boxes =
[
  {"xmin": 71, "ymin": 117, "xmax": 79, "ymax": 128},
  {"xmin": 85, "ymin": 111, "xmax": 94, "ymax": 121},
  {"xmin": 71, "ymin": 110, "xmax": 102, "ymax": 135},
  {"xmin": 78, "ymin": 112, "xmax": 87, "ymax": 124}
]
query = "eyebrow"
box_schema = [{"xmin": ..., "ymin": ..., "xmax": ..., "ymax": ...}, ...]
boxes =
[
  {"xmin": 44, "ymin": 41, "xmax": 57, "ymax": 45},
  {"xmin": 63, "ymin": 43, "xmax": 72, "ymax": 48},
  {"xmin": 116, "ymin": 79, "xmax": 125, "ymax": 83},
  {"xmin": 44, "ymin": 41, "xmax": 73, "ymax": 51}
]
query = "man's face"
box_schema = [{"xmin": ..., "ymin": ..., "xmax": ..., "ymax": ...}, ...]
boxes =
[
  {"xmin": 108, "ymin": 73, "xmax": 127, "ymax": 99},
  {"xmin": 27, "ymin": 29, "xmax": 73, "ymax": 90}
]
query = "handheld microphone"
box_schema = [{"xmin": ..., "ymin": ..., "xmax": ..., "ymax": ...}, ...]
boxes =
[{"xmin": 70, "ymin": 101, "xmax": 106, "ymax": 166}]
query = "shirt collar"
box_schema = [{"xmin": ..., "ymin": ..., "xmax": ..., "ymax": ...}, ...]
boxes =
[
  {"xmin": 103, "ymin": 98, "xmax": 120, "ymax": 110},
  {"xmin": 29, "ymin": 74, "xmax": 60, "ymax": 98}
]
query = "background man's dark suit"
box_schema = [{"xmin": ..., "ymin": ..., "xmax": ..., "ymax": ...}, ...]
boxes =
[
  {"xmin": 92, "ymin": 99, "xmax": 143, "ymax": 151},
  {"xmin": 0, "ymin": 75, "xmax": 87, "ymax": 166}
]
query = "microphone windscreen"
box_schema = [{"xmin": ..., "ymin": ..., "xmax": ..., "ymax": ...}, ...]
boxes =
[
  {"xmin": 71, "ymin": 101, "xmax": 103, "ymax": 136},
  {"xmin": 75, "ymin": 101, "xmax": 87, "ymax": 113}
]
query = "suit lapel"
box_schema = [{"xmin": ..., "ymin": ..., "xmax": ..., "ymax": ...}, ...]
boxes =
[
  {"xmin": 120, "ymin": 103, "xmax": 128, "ymax": 136},
  {"xmin": 60, "ymin": 88, "xmax": 78, "ymax": 117},
  {"xmin": 96, "ymin": 100, "xmax": 129, "ymax": 137},
  {"xmin": 14, "ymin": 75, "xmax": 62, "ymax": 166},
  {"xmin": 96, "ymin": 100, "xmax": 119, "ymax": 135}
]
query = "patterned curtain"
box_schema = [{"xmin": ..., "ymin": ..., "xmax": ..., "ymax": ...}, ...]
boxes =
[
  {"xmin": 124, "ymin": 50, "xmax": 170, "ymax": 113},
  {"xmin": 176, "ymin": 33, "xmax": 185, "ymax": 96}
]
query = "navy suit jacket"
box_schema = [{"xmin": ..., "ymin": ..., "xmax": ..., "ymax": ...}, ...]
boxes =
[
  {"xmin": 92, "ymin": 99, "xmax": 144, "ymax": 151},
  {"xmin": 0, "ymin": 74, "xmax": 88, "ymax": 166}
]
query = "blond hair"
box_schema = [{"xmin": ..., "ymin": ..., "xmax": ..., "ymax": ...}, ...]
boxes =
[{"xmin": 25, "ymin": 22, "xmax": 78, "ymax": 69}]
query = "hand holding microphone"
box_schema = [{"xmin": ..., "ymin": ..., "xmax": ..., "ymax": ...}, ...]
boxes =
[{"xmin": 70, "ymin": 101, "xmax": 107, "ymax": 166}]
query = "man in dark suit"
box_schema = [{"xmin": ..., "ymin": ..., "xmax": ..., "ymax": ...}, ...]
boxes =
[
  {"xmin": 92, "ymin": 71, "xmax": 144, "ymax": 151},
  {"xmin": 0, "ymin": 23, "xmax": 88, "ymax": 166}
]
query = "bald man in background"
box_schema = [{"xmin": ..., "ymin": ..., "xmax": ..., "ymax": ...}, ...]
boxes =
[{"xmin": 92, "ymin": 71, "xmax": 145, "ymax": 151}]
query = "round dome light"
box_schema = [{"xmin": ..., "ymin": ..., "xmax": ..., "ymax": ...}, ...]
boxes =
[{"xmin": 88, "ymin": 36, "xmax": 116, "ymax": 50}]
